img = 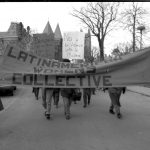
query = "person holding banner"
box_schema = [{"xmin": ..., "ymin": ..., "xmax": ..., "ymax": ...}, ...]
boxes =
[
  {"xmin": 108, "ymin": 87, "xmax": 126, "ymax": 119},
  {"xmin": 60, "ymin": 59, "xmax": 75, "ymax": 120}
]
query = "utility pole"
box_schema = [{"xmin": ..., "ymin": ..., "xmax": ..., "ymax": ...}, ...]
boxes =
[{"xmin": 137, "ymin": 25, "xmax": 145, "ymax": 49}]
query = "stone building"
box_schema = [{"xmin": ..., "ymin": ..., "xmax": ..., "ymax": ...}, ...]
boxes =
[
  {"xmin": 0, "ymin": 21, "xmax": 91, "ymax": 62},
  {"xmin": 30, "ymin": 21, "xmax": 55, "ymax": 59},
  {"xmin": 30, "ymin": 21, "xmax": 62, "ymax": 60},
  {"xmin": 0, "ymin": 22, "xmax": 20, "ymax": 55},
  {"xmin": 0, "ymin": 21, "xmax": 63, "ymax": 61},
  {"xmin": 0, "ymin": 22, "xmax": 33, "ymax": 54}
]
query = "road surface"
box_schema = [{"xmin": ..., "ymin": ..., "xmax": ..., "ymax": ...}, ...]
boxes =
[{"xmin": 0, "ymin": 87, "xmax": 150, "ymax": 150}]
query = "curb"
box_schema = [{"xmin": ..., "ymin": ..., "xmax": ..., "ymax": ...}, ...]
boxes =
[{"xmin": 127, "ymin": 89, "xmax": 150, "ymax": 97}]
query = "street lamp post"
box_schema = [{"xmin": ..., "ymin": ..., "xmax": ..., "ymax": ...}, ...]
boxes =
[{"xmin": 137, "ymin": 25, "xmax": 145, "ymax": 49}]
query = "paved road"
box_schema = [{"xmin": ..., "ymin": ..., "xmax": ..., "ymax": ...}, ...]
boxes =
[{"xmin": 0, "ymin": 87, "xmax": 150, "ymax": 150}]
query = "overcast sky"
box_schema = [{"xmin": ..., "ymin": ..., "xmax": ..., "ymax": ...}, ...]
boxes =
[{"xmin": 0, "ymin": 2, "xmax": 150, "ymax": 55}]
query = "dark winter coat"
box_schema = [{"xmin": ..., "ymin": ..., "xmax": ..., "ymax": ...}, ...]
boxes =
[{"xmin": 60, "ymin": 88, "xmax": 74, "ymax": 98}]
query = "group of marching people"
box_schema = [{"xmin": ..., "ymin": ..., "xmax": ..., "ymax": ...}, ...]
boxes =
[
  {"xmin": 32, "ymin": 59, "xmax": 126, "ymax": 120},
  {"xmin": 33, "ymin": 87, "xmax": 93, "ymax": 120},
  {"xmin": 32, "ymin": 86, "xmax": 126, "ymax": 120}
]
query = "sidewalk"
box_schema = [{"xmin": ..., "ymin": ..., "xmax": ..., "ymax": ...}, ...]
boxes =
[{"xmin": 127, "ymin": 86, "xmax": 150, "ymax": 97}]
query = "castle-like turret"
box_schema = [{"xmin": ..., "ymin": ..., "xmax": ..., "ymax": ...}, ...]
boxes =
[
  {"xmin": 54, "ymin": 23, "xmax": 62, "ymax": 61},
  {"xmin": 43, "ymin": 21, "xmax": 53, "ymax": 35},
  {"xmin": 54, "ymin": 24, "xmax": 62, "ymax": 40}
]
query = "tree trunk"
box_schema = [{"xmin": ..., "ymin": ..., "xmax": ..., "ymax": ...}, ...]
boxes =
[
  {"xmin": 133, "ymin": 17, "xmax": 136, "ymax": 52},
  {"xmin": 133, "ymin": 29, "xmax": 135, "ymax": 52},
  {"xmin": 98, "ymin": 37, "xmax": 104, "ymax": 62}
]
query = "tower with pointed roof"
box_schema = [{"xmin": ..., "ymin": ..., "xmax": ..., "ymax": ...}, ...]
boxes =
[
  {"xmin": 54, "ymin": 23, "xmax": 62, "ymax": 61},
  {"xmin": 43, "ymin": 21, "xmax": 54, "ymax": 35},
  {"xmin": 31, "ymin": 21, "xmax": 55, "ymax": 59},
  {"xmin": 54, "ymin": 24, "xmax": 62, "ymax": 40}
]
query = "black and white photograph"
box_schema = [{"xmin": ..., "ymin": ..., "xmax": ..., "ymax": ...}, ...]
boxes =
[{"xmin": 0, "ymin": 2, "xmax": 150, "ymax": 150}]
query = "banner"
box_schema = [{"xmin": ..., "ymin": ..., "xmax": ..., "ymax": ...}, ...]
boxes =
[
  {"xmin": 0, "ymin": 44, "xmax": 150, "ymax": 88},
  {"xmin": 62, "ymin": 32, "xmax": 85, "ymax": 59}
]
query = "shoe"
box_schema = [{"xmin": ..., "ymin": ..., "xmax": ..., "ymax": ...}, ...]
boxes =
[
  {"xmin": 109, "ymin": 109, "xmax": 115, "ymax": 114},
  {"xmin": 46, "ymin": 114, "xmax": 51, "ymax": 120},
  {"xmin": 65, "ymin": 114, "xmax": 70, "ymax": 120},
  {"xmin": 44, "ymin": 111, "xmax": 51, "ymax": 120},
  {"xmin": 117, "ymin": 113, "xmax": 122, "ymax": 119}
]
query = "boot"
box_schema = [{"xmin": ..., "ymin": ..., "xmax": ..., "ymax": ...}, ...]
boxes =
[
  {"xmin": 117, "ymin": 113, "xmax": 122, "ymax": 119},
  {"xmin": 44, "ymin": 111, "xmax": 51, "ymax": 120},
  {"xmin": 109, "ymin": 109, "xmax": 115, "ymax": 114},
  {"xmin": 65, "ymin": 114, "xmax": 71, "ymax": 120},
  {"xmin": 109, "ymin": 105, "xmax": 115, "ymax": 114},
  {"xmin": 114, "ymin": 106, "xmax": 122, "ymax": 119}
]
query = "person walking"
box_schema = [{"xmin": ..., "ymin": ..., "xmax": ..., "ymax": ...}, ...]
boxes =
[
  {"xmin": 42, "ymin": 87, "xmax": 54, "ymax": 120},
  {"xmin": 108, "ymin": 87, "xmax": 126, "ymax": 119},
  {"xmin": 60, "ymin": 59, "xmax": 75, "ymax": 120}
]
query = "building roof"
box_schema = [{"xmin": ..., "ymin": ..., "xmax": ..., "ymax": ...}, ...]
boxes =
[
  {"xmin": 0, "ymin": 22, "xmax": 18, "ymax": 38},
  {"xmin": 43, "ymin": 21, "xmax": 53, "ymax": 35},
  {"xmin": 0, "ymin": 32, "xmax": 18, "ymax": 38},
  {"xmin": 54, "ymin": 24, "xmax": 62, "ymax": 39}
]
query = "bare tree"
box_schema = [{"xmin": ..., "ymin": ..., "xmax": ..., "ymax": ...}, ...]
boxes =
[
  {"xmin": 111, "ymin": 42, "xmax": 133, "ymax": 57},
  {"xmin": 71, "ymin": 2, "xmax": 120, "ymax": 61},
  {"xmin": 85, "ymin": 46, "xmax": 99, "ymax": 63},
  {"xmin": 121, "ymin": 2, "xmax": 148, "ymax": 52}
]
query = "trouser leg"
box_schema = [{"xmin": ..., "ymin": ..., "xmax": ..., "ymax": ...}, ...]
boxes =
[
  {"xmin": 114, "ymin": 105, "xmax": 120, "ymax": 114},
  {"xmin": 42, "ymin": 88, "xmax": 46, "ymax": 109},
  {"xmin": 116, "ymin": 93, "xmax": 121, "ymax": 107},
  {"xmin": 83, "ymin": 93, "xmax": 87, "ymax": 107},
  {"xmin": 35, "ymin": 88, "xmax": 39, "ymax": 100},
  {"xmin": 63, "ymin": 97, "xmax": 70, "ymax": 116},
  {"xmin": 108, "ymin": 92, "xmax": 116, "ymax": 114},
  {"xmin": 110, "ymin": 92, "xmax": 122, "ymax": 118},
  {"xmin": 53, "ymin": 91, "xmax": 59, "ymax": 107},
  {"xmin": 87, "ymin": 93, "xmax": 91, "ymax": 105},
  {"xmin": 46, "ymin": 89, "xmax": 54, "ymax": 115}
]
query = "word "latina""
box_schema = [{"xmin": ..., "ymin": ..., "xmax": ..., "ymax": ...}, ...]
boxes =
[{"xmin": 7, "ymin": 47, "xmax": 84, "ymax": 69}]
